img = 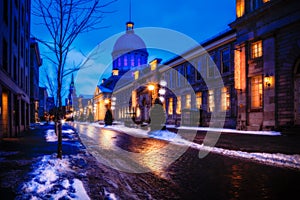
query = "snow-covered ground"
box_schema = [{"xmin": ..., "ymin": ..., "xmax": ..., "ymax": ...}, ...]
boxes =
[
  {"xmin": 176, "ymin": 125, "xmax": 281, "ymax": 136},
  {"xmin": 79, "ymin": 122, "xmax": 300, "ymax": 170},
  {"xmin": 13, "ymin": 126, "xmax": 92, "ymax": 200},
  {"xmin": 17, "ymin": 154, "xmax": 90, "ymax": 200},
  {"xmin": 32, "ymin": 126, "xmax": 117, "ymax": 200}
]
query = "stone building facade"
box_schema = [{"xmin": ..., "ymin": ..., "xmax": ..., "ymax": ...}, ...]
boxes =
[
  {"xmin": 161, "ymin": 30, "xmax": 237, "ymax": 128},
  {"xmin": 231, "ymin": 0, "xmax": 300, "ymax": 130},
  {"xmin": 0, "ymin": 0, "xmax": 32, "ymax": 137}
]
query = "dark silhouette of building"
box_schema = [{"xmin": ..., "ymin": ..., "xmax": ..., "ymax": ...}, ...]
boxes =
[
  {"xmin": 30, "ymin": 38, "xmax": 42, "ymax": 123},
  {"xmin": 65, "ymin": 74, "xmax": 78, "ymax": 112},
  {"xmin": 38, "ymin": 87, "xmax": 48, "ymax": 121},
  {"xmin": 0, "ymin": 0, "xmax": 31, "ymax": 137}
]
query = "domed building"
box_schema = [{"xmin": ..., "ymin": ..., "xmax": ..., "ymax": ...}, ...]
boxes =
[
  {"xmin": 111, "ymin": 21, "xmax": 148, "ymax": 76},
  {"xmin": 93, "ymin": 21, "xmax": 149, "ymax": 122}
]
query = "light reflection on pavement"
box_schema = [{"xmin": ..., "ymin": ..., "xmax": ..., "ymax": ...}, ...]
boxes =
[{"xmin": 74, "ymin": 123, "xmax": 186, "ymax": 176}]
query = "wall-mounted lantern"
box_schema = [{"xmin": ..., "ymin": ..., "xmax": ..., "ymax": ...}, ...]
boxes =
[{"xmin": 264, "ymin": 73, "xmax": 272, "ymax": 88}]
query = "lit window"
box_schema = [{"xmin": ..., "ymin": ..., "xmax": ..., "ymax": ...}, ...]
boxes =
[
  {"xmin": 134, "ymin": 71, "xmax": 139, "ymax": 80},
  {"xmin": 124, "ymin": 56, "xmax": 128, "ymax": 66},
  {"xmin": 150, "ymin": 59, "xmax": 158, "ymax": 71},
  {"xmin": 132, "ymin": 91, "xmax": 137, "ymax": 108},
  {"xmin": 137, "ymin": 57, "xmax": 141, "ymax": 66},
  {"xmin": 236, "ymin": 0, "xmax": 245, "ymax": 18},
  {"xmin": 136, "ymin": 107, "xmax": 140, "ymax": 117},
  {"xmin": 176, "ymin": 96, "xmax": 181, "ymax": 114},
  {"xmin": 131, "ymin": 55, "xmax": 134, "ymax": 66},
  {"xmin": 118, "ymin": 58, "xmax": 121, "ymax": 67},
  {"xmin": 221, "ymin": 87, "xmax": 230, "ymax": 111},
  {"xmin": 196, "ymin": 92, "xmax": 202, "ymax": 109},
  {"xmin": 251, "ymin": 76, "xmax": 263, "ymax": 109},
  {"xmin": 168, "ymin": 98, "xmax": 173, "ymax": 115},
  {"xmin": 112, "ymin": 69, "xmax": 119, "ymax": 76},
  {"xmin": 208, "ymin": 90, "xmax": 215, "ymax": 112},
  {"xmin": 221, "ymin": 49, "xmax": 230, "ymax": 74},
  {"xmin": 185, "ymin": 94, "xmax": 191, "ymax": 109},
  {"xmin": 263, "ymin": 0, "xmax": 270, "ymax": 3},
  {"xmin": 251, "ymin": 40, "xmax": 263, "ymax": 59}
]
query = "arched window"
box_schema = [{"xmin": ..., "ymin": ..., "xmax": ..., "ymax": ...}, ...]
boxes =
[
  {"xmin": 124, "ymin": 55, "xmax": 128, "ymax": 67},
  {"xmin": 118, "ymin": 57, "xmax": 121, "ymax": 67},
  {"xmin": 131, "ymin": 54, "xmax": 134, "ymax": 67},
  {"xmin": 137, "ymin": 57, "xmax": 141, "ymax": 66}
]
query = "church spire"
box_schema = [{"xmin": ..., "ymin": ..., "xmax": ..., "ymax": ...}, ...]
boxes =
[
  {"xmin": 71, "ymin": 73, "xmax": 74, "ymax": 85},
  {"xmin": 126, "ymin": 0, "xmax": 134, "ymax": 32}
]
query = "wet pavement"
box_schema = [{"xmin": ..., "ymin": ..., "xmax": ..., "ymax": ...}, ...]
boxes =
[{"xmin": 75, "ymin": 123, "xmax": 300, "ymax": 200}]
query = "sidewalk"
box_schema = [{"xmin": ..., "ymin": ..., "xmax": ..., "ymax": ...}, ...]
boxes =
[{"xmin": 0, "ymin": 123, "xmax": 94, "ymax": 199}]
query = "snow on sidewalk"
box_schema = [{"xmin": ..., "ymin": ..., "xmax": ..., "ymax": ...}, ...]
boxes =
[
  {"xmin": 14, "ymin": 126, "xmax": 91, "ymax": 199},
  {"xmin": 16, "ymin": 154, "xmax": 90, "ymax": 200}
]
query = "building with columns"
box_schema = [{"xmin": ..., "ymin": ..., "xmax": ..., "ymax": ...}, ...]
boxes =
[
  {"xmin": 93, "ymin": 0, "xmax": 300, "ymax": 131},
  {"xmin": 93, "ymin": 21, "xmax": 149, "ymax": 122}
]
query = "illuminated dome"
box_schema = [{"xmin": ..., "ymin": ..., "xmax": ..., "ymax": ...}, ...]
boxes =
[
  {"xmin": 111, "ymin": 22, "xmax": 148, "ymax": 76},
  {"xmin": 112, "ymin": 22, "xmax": 147, "ymax": 55},
  {"xmin": 112, "ymin": 33, "xmax": 147, "ymax": 54}
]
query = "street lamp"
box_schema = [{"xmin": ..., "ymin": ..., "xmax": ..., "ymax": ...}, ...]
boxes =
[
  {"xmin": 148, "ymin": 84, "xmax": 155, "ymax": 91},
  {"xmin": 104, "ymin": 98, "xmax": 110, "ymax": 105},
  {"xmin": 159, "ymin": 88, "xmax": 166, "ymax": 95},
  {"xmin": 160, "ymin": 80, "xmax": 167, "ymax": 87},
  {"xmin": 148, "ymin": 84, "xmax": 155, "ymax": 106}
]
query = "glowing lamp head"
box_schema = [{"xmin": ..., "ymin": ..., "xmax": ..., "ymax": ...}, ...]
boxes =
[
  {"xmin": 148, "ymin": 84, "xmax": 155, "ymax": 91},
  {"xmin": 104, "ymin": 98, "xmax": 110, "ymax": 105}
]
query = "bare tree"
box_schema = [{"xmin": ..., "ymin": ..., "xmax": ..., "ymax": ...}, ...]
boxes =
[{"xmin": 32, "ymin": 0, "xmax": 116, "ymax": 159}]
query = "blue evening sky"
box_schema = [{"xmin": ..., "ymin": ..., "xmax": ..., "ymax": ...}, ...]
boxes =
[{"xmin": 32, "ymin": 0, "xmax": 236, "ymax": 97}]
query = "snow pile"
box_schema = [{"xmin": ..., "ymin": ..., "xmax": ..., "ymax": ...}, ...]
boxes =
[
  {"xmin": 182, "ymin": 142, "xmax": 300, "ymax": 170},
  {"xmin": 148, "ymin": 130, "xmax": 182, "ymax": 141},
  {"xmin": 103, "ymin": 189, "xmax": 118, "ymax": 200},
  {"xmin": 45, "ymin": 129, "xmax": 79, "ymax": 142},
  {"xmin": 177, "ymin": 126, "xmax": 281, "ymax": 136},
  {"xmin": 17, "ymin": 155, "xmax": 90, "ymax": 200},
  {"xmin": 86, "ymin": 121, "xmax": 281, "ymax": 136},
  {"xmin": 45, "ymin": 129, "xmax": 57, "ymax": 142}
]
